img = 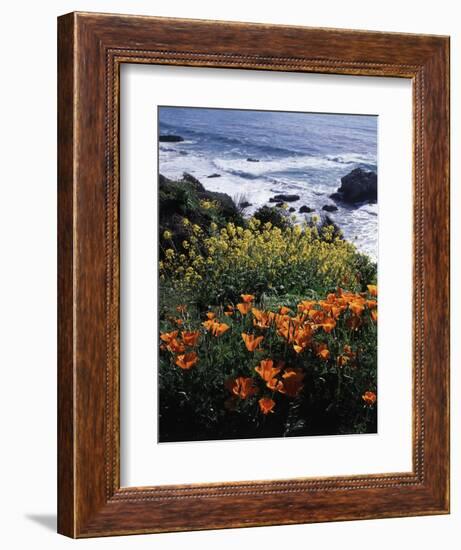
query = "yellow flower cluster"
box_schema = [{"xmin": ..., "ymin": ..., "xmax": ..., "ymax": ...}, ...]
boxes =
[
  {"xmin": 160, "ymin": 219, "xmax": 362, "ymax": 294},
  {"xmin": 199, "ymin": 199, "xmax": 220, "ymax": 210}
]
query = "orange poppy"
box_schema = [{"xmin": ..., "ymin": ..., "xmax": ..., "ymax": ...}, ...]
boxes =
[
  {"xmin": 168, "ymin": 338, "xmax": 186, "ymax": 354},
  {"xmin": 293, "ymin": 314, "xmax": 307, "ymax": 326},
  {"xmin": 175, "ymin": 352, "xmax": 198, "ymax": 370},
  {"xmin": 309, "ymin": 309, "xmax": 326, "ymax": 324},
  {"xmin": 160, "ymin": 330, "xmax": 179, "ymax": 344},
  {"xmin": 371, "ymin": 309, "xmax": 378, "ymax": 323},
  {"xmin": 237, "ymin": 302, "xmax": 252, "ymax": 315},
  {"xmin": 366, "ymin": 299, "xmax": 377, "ymax": 309},
  {"xmin": 292, "ymin": 325, "xmax": 313, "ymax": 354},
  {"xmin": 367, "ymin": 285, "xmax": 378, "ymax": 297},
  {"xmin": 226, "ymin": 376, "xmax": 258, "ymax": 399},
  {"xmin": 206, "ymin": 312, "xmax": 216, "ymax": 320},
  {"xmin": 295, "ymin": 311, "xmax": 310, "ymax": 324},
  {"xmin": 297, "ymin": 300, "xmax": 316, "ymax": 313},
  {"xmin": 259, "ymin": 397, "xmax": 276, "ymax": 415},
  {"xmin": 255, "ymin": 359, "xmax": 281, "ymax": 382},
  {"xmin": 337, "ymin": 354, "xmax": 349, "ymax": 367},
  {"xmin": 318, "ymin": 316, "xmax": 336, "ymax": 333},
  {"xmin": 266, "ymin": 377, "xmax": 284, "ymax": 392},
  {"xmin": 314, "ymin": 342, "xmax": 330, "ymax": 361},
  {"xmin": 212, "ymin": 322, "xmax": 230, "ymax": 337},
  {"xmin": 241, "ymin": 333, "xmax": 264, "ymax": 352},
  {"xmin": 279, "ymin": 368, "xmax": 304, "ymax": 397},
  {"xmin": 318, "ymin": 299, "xmax": 332, "ymax": 311},
  {"xmin": 362, "ymin": 391, "xmax": 377, "ymax": 405},
  {"xmin": 277, "ymin": 319, "xmax": 296, "ymax": 343},
  {"xmin": 349, "ymin": 300, "xmax": 365, "ymax": 316},
  {"xmin": 202, "ymin": 319, "xmax": 216, "ymax": 331},
  {"xmin": 181, "ymin": 331, "xmax": 200, "ymax": 347},
  {"xmin": 252, "ymin": 308, "xmax": 275, "ymax": 329},
  {"xmin": 331, "ymin": 305, "xmax": 343, "ymax": 319},
  {"xmin": 343, "ymin": 345, "xmax": 356, "ymax": 359},
  {"xmin": 279, "ymin": 306, "xmax": 291, "ymax": 315},
  {"xmin": 240, "ymin": 294, "xmax": 255, "ymax": 303},
  {"xmin": 202, "ymin": 320, "xmax": 230, "ymax": 337}
]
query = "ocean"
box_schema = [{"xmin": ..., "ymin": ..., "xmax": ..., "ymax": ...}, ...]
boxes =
[{"xmin": 158, "ymin": 106, "xmax": 378, "ymax": 260}]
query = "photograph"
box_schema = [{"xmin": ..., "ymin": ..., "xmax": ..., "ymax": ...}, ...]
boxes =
[
  {"xmin": 157, "ymin": 106, "xmax": 378, "ymax": 443},
  {"xmin": 0, "ymin": 1, "xmax": 452, "ymax": 544}
]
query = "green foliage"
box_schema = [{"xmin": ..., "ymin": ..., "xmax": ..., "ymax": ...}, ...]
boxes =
[
  {"xmin": 160, "ymin": 217, "xmax": 377, "ymax": 309},
  {"xmin": 158, "ymin": 290, "xmax": 377, "ymax": 442},
  {"xmin": 159, "ymin": 173, "xmax": 243, "ymax": 256},
  {"xmin": 157, "ymin": 173, "xmax": 378, "ymax": 442},
  {"xmin": 253, "ymin": 205, "xmax": 290, "ymax": 229}
]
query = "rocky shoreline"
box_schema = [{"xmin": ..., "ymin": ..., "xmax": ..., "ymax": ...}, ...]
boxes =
[
  {"xmin": 159, "ymin": 133, "xmax": 377, "ymax": 216},
  {"xmin": 185, "ymin": 165, "xmax": 378, "ymax": 219},
  {"xmin": 330, "ymin": 167, "xmax": 377, "ymax": 205},
  {"xmin": 159, "ymin": 166, "xmax": 378, "ymax": 261},
  {"xmin": 158, "ymin": 133, "xmax": 377, "ymax": 258},
  {"xmin": 262, "ymin": 167, "xmax": 377, "ymax": 215},
  {"xmin": 219, "ymin": 165, "xmax": 376, "ymax": 216}
]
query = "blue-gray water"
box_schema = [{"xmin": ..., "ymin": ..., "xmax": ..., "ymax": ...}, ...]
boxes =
[{"xmin": 158, "ymin": 107, "xmax": 378, "ymax": 260}]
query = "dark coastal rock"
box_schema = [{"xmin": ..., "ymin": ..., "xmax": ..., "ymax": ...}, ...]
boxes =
[
  {"xmin": 299, "ymin": 205, "xmax": 314, "ymax": 213},
  {"xmin": 181, "ymin": 172, "xmax": 205, "ymax": 191},
  {"xmin": 180, "ymin": 173, "xmax": 240, "ymax": 221},
  {"xmin": 275, "ymin": 202, "xmax": 285, "ymax": 208},
  {"xmin": 331, "ymin": 168, "xmax": 377, "ymax": 204},
  {"xmin": 159, "ymin": 173, "xmax": 170, "ymax": 186},
  {"xmin": 321, "ymin": 215, "xmax": 343, "ymax": 240},
  {"xmin": 247, "ymin": 157, "xmax": 260, "ymax": 162},
  {"xmin": 159, "ymin": 134, "xmax": 184, "ymax": 142},
  {"xmin": 179, "ymin": 151, "xmax": 188, "ymax": 156},
  {"xmin": 289, "ymin": 207, "xmax": 296, "ymax": 212},
  {"xmin": 269, "ymin": 194, "xmax": 300, "ymax": 203},
  {"xmin": 207, "ymin": 173, "xmax": 221, "ymax": 178},
  {"xmin": 239, "ymin": 201, "xmax": 252, "ymax": 209},
  {"xmin": 198, "ymin": 190, "xmax": 240, "ymax": 220},
  {"xmin": 322, "ymin": 204, "xmax": 338, "ymax": 212},
  {"xmin": 159, "ymin": 173, "xmax": 243, "ymax": 254},
  {"xmin": 254, "ymin": 206, "xmax": 290, "ymax": 229}
]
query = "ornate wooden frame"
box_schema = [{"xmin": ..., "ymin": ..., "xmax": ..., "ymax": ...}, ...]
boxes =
[{"xmin": 57, "ymin": 12, "xmax": 450, "ymax": 537}]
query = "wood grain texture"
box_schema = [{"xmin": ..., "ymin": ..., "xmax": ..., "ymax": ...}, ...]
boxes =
[
  {"xmin": 57, "ymin": 11, "xmax": 450, "ymax": 538},
  {"xmin": 57, "ymin": 13, "xmax": 75, "ymax": 538}
]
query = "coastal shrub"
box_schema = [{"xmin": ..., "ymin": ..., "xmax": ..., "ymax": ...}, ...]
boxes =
[
  {"xmin": 253, "ymin": 205, "xmax": 290, "ymax": 229},
  {"xmin": 352, "ymin": 251, "xmax": 378, "ymax": 292},
  {"xmin": 159, "ymin": 173, "xmax": 244, "ymax": 255},
  {"xmin": 160, "ymin": 217, "xmax": 374, "ymax": 308},
  {"xmin": 158, "ymin": 288, "xmax": 378, "ymax": 441}
]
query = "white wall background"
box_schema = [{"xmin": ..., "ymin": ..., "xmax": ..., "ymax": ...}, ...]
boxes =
[{"xmin": 0, "ymin": 1, "xmax": 457, "ymax": 548}]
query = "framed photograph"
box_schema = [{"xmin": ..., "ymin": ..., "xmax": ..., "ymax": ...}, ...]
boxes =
[{"xmin": 58, "ymin": 12, "xmax": 450, "ymax": 537}]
